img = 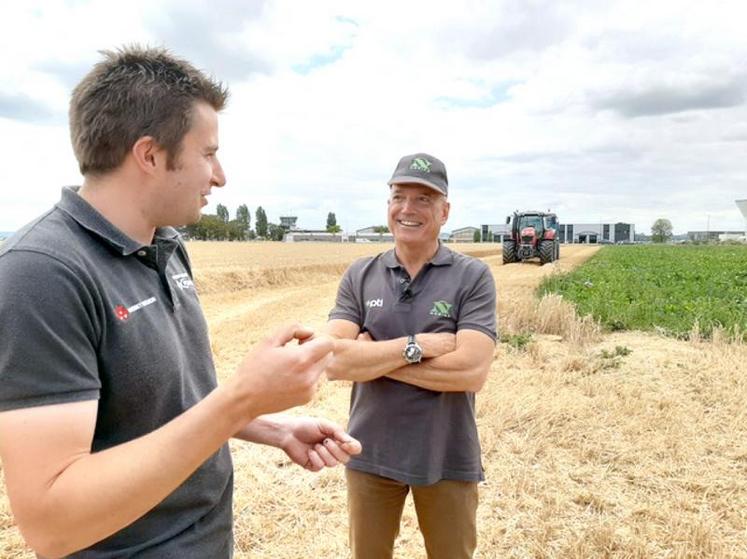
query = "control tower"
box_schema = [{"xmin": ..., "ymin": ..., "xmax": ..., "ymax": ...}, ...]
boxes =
[{"xmin": 279, "ymin": 216, "xmax": 298, "ymax": 231}]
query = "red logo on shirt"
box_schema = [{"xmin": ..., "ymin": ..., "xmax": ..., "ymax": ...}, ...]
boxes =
[{"xmin": 114, "ymin": 305, "xmax": 130, "ymax": 321}]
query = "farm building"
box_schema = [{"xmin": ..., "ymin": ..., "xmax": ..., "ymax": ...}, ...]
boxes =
[
  {"xmin": 283, "ymin": 230, "xmax": 344, "ymax": 242},
  {"xmin": 353, "ymin": 226, "xmax": 394, "ymax": 242},
  {"xmin": 450, "ymin": 226, "xmax": 479, "ymax": 242},
  {"xmin": 279, "ymin": 217, "xmax": 344, "ymax": 242}
]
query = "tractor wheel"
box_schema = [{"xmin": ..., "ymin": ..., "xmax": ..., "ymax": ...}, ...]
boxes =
[
  {"xmin": 539, "ymin": 240, "xmax": 554, "ymax": 264},
  {"xmin": 503, "ymin": 240, "xmax": 517, "ymax": 264}
]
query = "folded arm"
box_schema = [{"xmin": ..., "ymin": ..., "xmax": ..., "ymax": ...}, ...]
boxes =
[
  {"xmin": 387, "ymin": 329, "xmax": 495, "ymax": 392},
  {"xmin": 323, "ymin": 319, "xmax": 455, "ymax": 382}
]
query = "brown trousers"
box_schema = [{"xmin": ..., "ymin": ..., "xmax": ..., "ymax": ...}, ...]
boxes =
[{"xmin": 346, "ymin": 468, "xmax": 478, "ymax": 559}]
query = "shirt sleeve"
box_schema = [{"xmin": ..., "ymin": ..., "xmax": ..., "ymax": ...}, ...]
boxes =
[
  {"xmin": 0, "ymin": 250, "xmax": 101, "ymax": 411},
  {"xmin": 328, "ymin": 263, "xmax": 363, "ymax": 325},
  {"xmin": 457, "ymin": 264, "xmax": 497, "ymax": 341}
]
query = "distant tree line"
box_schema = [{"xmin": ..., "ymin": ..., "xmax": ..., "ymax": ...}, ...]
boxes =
[
  {"xmin": 180, "ymin": 205, "xmax": 343, "ymax": 241},
  {"xmin": 180, "ymin": 204, "xmax": 254, "ymax": 241}
]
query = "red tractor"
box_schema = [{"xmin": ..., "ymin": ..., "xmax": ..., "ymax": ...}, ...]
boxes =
[{"xmin": 503, "ymin": 211, "xmax": 560, "ymax": 265}]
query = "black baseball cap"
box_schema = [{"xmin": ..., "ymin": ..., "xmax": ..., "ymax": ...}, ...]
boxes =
[{"xmin": 387, "ymin": 152, "xmax": 448, "ymax": 197}]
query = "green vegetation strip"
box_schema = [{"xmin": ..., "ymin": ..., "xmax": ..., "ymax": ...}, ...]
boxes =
[{"xmin": 539, "ymin": 245, "xmax": 747, "ymax": 339}]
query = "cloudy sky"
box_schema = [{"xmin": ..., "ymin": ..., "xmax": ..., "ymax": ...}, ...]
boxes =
[{"xmin": 1, "ymin": 0, "xmax": 746, "ymax": 234}]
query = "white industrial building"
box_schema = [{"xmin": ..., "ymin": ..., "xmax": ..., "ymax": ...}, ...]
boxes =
[
  {"xmin": 480, "ymin": 222, "xmax": 634, "ymax": 243},
  {"xmin": 283, "ymin": 230, "xmax": 344, "ymax": 242},
  {"xmin": 688, "ymin": 202, "xmax": 747, "ymax": 243},
  {"xmin": 557, "ymin": 222, "xmax": 635, "ymax": 244},
  {"xmin": 687, "ymin": 230, "xmax": 745, "ymax": 242},
  {"xmin": 450, "ymin": 226, "xmax": 480, "ymax": 242},
  {"xmin": 353, "ymin": 226, "xmax": 394, "ymax": 242},
  {"xmin": 480, "ymin": 224, "xmax": 510, "ymax": 242}
]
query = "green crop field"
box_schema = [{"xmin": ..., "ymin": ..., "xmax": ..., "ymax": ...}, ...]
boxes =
[{"xmin": 540, "ymin": 244, "xmax": 747, "ymax": 339}]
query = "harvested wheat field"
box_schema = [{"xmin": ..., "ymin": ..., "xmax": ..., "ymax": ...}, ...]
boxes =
[{"xmin": 1, "ymin": 242, "xmax": 746, "ymax": 558}]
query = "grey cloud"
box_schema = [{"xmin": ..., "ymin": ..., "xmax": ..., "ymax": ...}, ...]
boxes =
[
  {"xmin": 145, "ymin": 0, "xmax": 272, "ymax": 80},
  {"xmin": 593, "ymin": 80, "xmax": 746, "ymax": 118},
  {"xmin": 721, "ymin": 127, "xmax": 747, "ymax": 142},
  {"xmin": 480, "ymin": 142, "xmax": 642, "ymax": 165},
  {"xmin": 483, "ymin": 150, "xmax": 579, "ymax": 164},
  {"xmin": 35, "ymin": 1, "xmax": 272, "ymax": 90},
  {"xmin": 0, "ymin": 93, "xmax": 62, "ymax": 124},
  {"xmin": 584, "ymin": 142, "xmax": 645, "ymax": 159},
  {"xmin": 584, "ymin": 30, "xmax": 684, "ymax": 65},
  {"xmin": 455, "ymin": 1, "xmax": 573, "ymax": 60},
  {"xmin": 670, "ymin": 114, "xmax": 701, "ymax": 124},
  {"xmin": 34, "ymin": 60, "xmax": 92, "ymax": 90},
  {"xmin": 723, "ymin": 135, "xmax": 747, "ymax": 143}
]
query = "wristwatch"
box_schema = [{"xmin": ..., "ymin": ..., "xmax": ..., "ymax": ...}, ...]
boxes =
[{"xmin": 402, "ymin": 335, "xmax": 423, "ymax": 364}]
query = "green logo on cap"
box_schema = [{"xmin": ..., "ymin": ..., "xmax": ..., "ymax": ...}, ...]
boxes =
[
  {"xmin": 410, "ymin": 158, "xmax": 432, "ymax": 173},
  {"xmin": 429, "ymin": 300, "xmax": 453, "ymax": 318}
]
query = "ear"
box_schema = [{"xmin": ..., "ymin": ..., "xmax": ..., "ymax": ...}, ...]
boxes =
[
  {"xmin": 131, "ymin": 136, "xmax": 165, "ymax": 176},
  {"xmin": 440, "ymin": 200, "xmax": 451, "ymax": 225}
]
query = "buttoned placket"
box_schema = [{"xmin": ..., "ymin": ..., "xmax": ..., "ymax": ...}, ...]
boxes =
[{"xmin": 134, "ymin": 241, "xmax": 180, "ymax": 310}]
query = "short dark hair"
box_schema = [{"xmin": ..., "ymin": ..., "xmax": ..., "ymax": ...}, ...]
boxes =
[{"xmin": 69, "ymin": 45, "xmax": 229, "ymax": 175}]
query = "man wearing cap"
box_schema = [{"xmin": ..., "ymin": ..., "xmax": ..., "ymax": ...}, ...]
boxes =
[{"xmin": 324, "ymin": 153, "xmax": 497, "ymax": 558}]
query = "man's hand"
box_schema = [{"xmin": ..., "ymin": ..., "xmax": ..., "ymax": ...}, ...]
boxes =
[
  {"xmin": 227, "ymin": 323, "xmax": 333, "ymax": 419},
  {"xmin": 279, "ymin": 417, "xmax": 362, "ymax": 471},
  {"xmin": 234, "ymin": 414, "xmax": 362, "ymax": 471}
]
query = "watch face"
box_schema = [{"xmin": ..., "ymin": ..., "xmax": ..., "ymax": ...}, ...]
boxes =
[{"xmin": 404, "ymin": 343, "xmax": 422, "ymax": 363}]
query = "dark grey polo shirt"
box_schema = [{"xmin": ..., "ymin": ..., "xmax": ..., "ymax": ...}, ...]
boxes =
[
  {"xmin": 0, "ymin": 187, "xmax": 233, "ymax": 558},
  {"xmin": 329, "ymin": 244, "xmax": 496, "ymax": 485}
]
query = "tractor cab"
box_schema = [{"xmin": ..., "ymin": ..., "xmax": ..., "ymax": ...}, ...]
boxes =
[{"xmin": 503, "ymin": 211, "xmax": 560, "ymax": 265}]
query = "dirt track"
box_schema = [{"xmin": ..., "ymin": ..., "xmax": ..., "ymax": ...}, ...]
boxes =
[{"xmin": 483, "ymin": 244, "xmax": 599, "ymax": 297}]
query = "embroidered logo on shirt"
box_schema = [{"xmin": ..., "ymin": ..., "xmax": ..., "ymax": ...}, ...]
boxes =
[
  {"xmin": 171, "ymin": 272, "xmax": 195, "ymax": 291},
  {"xmin": 366, "ymin": 298, "xmax": 384, "ymax": 309},
  {"xmin": 113, "ymin": 297, "xmax": 157, "ymax": 321},
  {"xmin": 429, "ymin": 300, "xmax": 453, "ymax": 318}
]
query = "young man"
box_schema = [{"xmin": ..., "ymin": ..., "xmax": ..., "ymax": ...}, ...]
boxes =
[
  {"xmin": 0, "ymin": 46, "xmax": 360, "ymax": 558},
  {"xmin": 325, "ymin": 153, "xmax": 497, "ymax": 558}
]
